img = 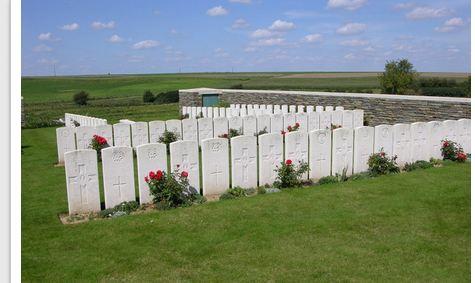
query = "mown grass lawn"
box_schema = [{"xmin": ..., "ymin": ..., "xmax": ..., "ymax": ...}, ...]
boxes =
[{"xmin": 22, "ymin": 124, "xmax": 470, "ymax": 281}]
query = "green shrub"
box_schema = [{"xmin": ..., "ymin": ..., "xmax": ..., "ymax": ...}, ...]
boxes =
[
  {"xmin": 419, "ymin": 87, "xmax": 467, "ymax": 97},
  {"xmin": 403, "ymin": 160, "xmax": 433, "ymax": 172},
  {"xmin": 230, "ymin": 84, "xmax": 243, "ymax": 89},
  {"xmin": 154, "ymin": 90, "xmax": 179, "ymax": 104},
  {"xmin": 73, "ymin": 91, "xmax": 89, "ymax": 105},
  {"xmin": 158, "ymin": 130, "xmax": 178, "ymax": 145},
  {"xmin": 220, "ymin": 187, "xmax": 247, "ymax": 200},
  {"xmin": 419, "ymin": 77, "xmax": 457, "ymax": 88},
  {"xmin": 99, "ymin": 201, "xmax": 139, "ymax": 218},
  {"xmin": 273, "ymin": 159, "xmax": 309, "ymax": 189},
  {"xmin": 257, "ymin": 186, "xmax": 267, "ymax": 194},
  {"xmin": 217, "ymin": 100, "xmax": 230, "ymax": 107},
  {"xmin": 143, "ymin": 90, "xmax": 156, "ymax": 103},
  {"xmin": 440, "ymin": 139, "xmax": 467, "ymax": 162},
  {"xmin": 145, "ymin": 169, "xmax": 203, "ymax": 209},
  {"xmin": 317, "ymin": 175, "xmax": 339, "ymax": 185},
  {"xmin": 367, "ymin": 151, "xmax": 400, "ymax": 176}
]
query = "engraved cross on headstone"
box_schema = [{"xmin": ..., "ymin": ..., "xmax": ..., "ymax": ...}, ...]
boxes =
[
  {"xmin": 235, "ymin": 147, "xmax": 256, "ymax": 183},
  {"xmin": 68, "ymin": 163, "xmax": 96, "ymax": 205},
  {"xmin": 112, "ymin": 176, "xmax": 127, "ymax": 200},
  {"xmin": 262, "ymin": 144, "xmax": 282, "ymax": 178},
  {"xmin": 210, "ymin": 164, "xmax": 223, "ymax": 186},
  {"xmin": 181, "ymin": 153, "xmax": 198, "ymax": 172}
]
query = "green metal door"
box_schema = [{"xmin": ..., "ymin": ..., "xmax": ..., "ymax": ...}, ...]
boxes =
[{"xmin": 202, "ymin": 94, "xmax": 219, "ymax": 107}]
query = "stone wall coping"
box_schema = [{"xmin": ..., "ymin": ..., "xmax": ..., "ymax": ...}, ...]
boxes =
[{"xmin": 180, "ymin": 88, "xmax": 471, "ymax": 104}]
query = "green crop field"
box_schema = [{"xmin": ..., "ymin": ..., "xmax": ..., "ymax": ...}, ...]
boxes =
[{"xmin": 22, "ymin": 123, "xmax": 470, "ymax": 281}]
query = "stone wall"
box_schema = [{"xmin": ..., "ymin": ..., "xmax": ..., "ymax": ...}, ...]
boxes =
[{"xmin": 179, "ymin": 88, "xmax": 471, "ymax": 126}]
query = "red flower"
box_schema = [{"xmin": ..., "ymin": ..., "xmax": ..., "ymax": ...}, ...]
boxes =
[
  {"xmin": 380, "ymin": 152, "xmax": 386, "ymax": 157},
  {"xmin": 295, "ymin": 122, "xmax": 300, "ymax": 128},
  {"xmin": 287, "ymin": 126, "xmax": 292, "ymax": 131},
  {"xmin": 144, "ymin": 176, "xmax": 149, "ymax": 182},
  {"xmin": 181, "ymin": 171, "xmax": 189, "ymax": 178},
  {"xmin": 281, "ymin": 130, "xmax": 286, "ymax": 135},
  {"xmin": 156, "ymin": 170, "xmax": 163, "ymax": 180},
  {"xmin": 443, "ymin": 141, "xmax": 449, "ymax": 147},
  {"xmin": 285, "ymin": 159, "xmax": 292, "ymax": 165},
  {"xmin": 149, "ymin": 171, "xmax": 156, "ymax": 179}
]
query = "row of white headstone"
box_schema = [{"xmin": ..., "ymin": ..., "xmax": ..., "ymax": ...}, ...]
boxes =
[
  {"xmin": 56, "ymin": 110, "xmax": 365, "ymax": 164},
  {"xmin": 63, "ymin": 119, "xmax": 470, "ymax": 215},
  {"xmin": 183, "ymin": 104, "xmax": 347, "ymax": 118},
  {"xmin": 65, "ymin": 113, "xmax": 107, "ymax": 127}
]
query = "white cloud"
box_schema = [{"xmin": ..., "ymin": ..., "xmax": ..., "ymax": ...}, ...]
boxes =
[
  {"xmin": 269, "ymin": 20, "xmax": 296, "ymax": 31},
  {"xmin": 33, "ymin": 44, "xmax": 52, "ymax": 52},
  {"xmin": 344, "ymin": 53, "xmax": 356, "ymax": 59},
  {"xmin": 61, "ymin": 23, "xmax": 79, "ymax": 31},
  {"xmin": 340, "ymin": 39, "xmax": 368, "ymax": 46},
  {"xmin": 132, "ymin": 40, "xmax": 159, "ymax": 49},
  {"xmin": 207, "ymin": 6, "xmax": 228, "ymax": 16},
  {"xmin": 406, "ymin": 7, "xmax": 450, "ymax": 20},
  {"xmin": 302, "ymin": 34, "xmax": 322, "ymax": 43},
  {"xmin": 252, "ymin": 38, "xmax": 285, "ymax": 46},
  {"xmin": 435, "ymin": 17, "xmax": 464, "ymax": 32},
  {"xmin": 108, "ymin": 35, "xmax": 124, "ymax": 43},
  {"xmin": 232, "ymin": 18, "xmax": 249, "ymax": 29},
  {"xmin": 91, "ymin": 21, "xmax": 115, "ymax": 30},
  {"xmin": 214, "ymin": 48, "xmax": 229, "ymax": 58},
  {"xmin": 327, "ymin": 0, "xmax": 367, "ymax": 11},
  {"xmin": 38, "ymin": 32, "xmax": 53, "ymax": 41},
  {"xmin": 250, "ymin": 28, "xmax": 274, "ymax": 38},
  {"xmin": 37, "ymin": 58, "xmax": 59, "ymax": 65},
  {"xmin": 229, "ymin": 0, "xmax": 251, "ymax": 3},
  {"xmin": 393, "ymin": 2, "xmax": 414, "ymax": 10},
  {"xmin": 364, "ymin": 46, "xmax": 376, "ymax": 52},
  {"xmin": 336, "ymin": 23, "xmax": 366, "ymax": 35}
]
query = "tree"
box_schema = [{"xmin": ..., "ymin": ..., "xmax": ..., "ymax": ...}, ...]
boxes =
[
  {"xmin": 143, "ymin": 90, "xmax": 156, "ymax": 103},
  {"xmin": 73, "ymin": 91, "xmax": 89, "ymax": 105},
  {"xmin": 379, "ymin": 59, "xmax": 418, "ymax": 94}
]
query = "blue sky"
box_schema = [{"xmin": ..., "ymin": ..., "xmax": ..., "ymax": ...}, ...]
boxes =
[{"xmin": 22, "ymin": 0, "xmax": 470, "ymax": 76}]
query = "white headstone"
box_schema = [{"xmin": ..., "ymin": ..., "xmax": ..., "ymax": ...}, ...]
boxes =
[
  {"xmin": 247, "ymin": 108, "xmax": 255, "ymax": 116},
  {"xmin": 374, "ymin": 125, "xmax": 393, "ymax": 156},
  {"xmin": 427, "ymin": 121, "xmax": 444, "ymax": 159},
  {"xmin": 113, "ymin": 123, "xmax": 131, "ymax": 147},
  {"xmin": 410, "ymin": 122, "xmax": 430, "ymax": 161},
  {"xmin": 297, "ymin": 105, "xmax": 305, "ymax": 113},
  {"xmin": 319, "ymin": 111, "xmax": 332, "ymax": 130},
  {"xmin": 331, "ymin": 110, "xmax": 343, "ymax": 127},
  {"xmin": 309, "ymin": 129, "xmax": 331, "ymax": 180},
  {"xmin": 136, "ymin": 143, "xmax": 167, "ymax": 204},
  {"xmin": 213, "ymin": 117, "xmax": 229, "ymax": 138},
  {"xmin": 232, "ymin": 108, "xmax": 240, "ymax": 117},
  {"xmin": 257, "ymin": 114, "xmax": 271, "ymax": 134},
  {"xmin": 213, "ymin": 107, "xmax": 219, "ymax": 118},
  {"xmin": 102, "ymin": 147, "xmax": 136, "ymax": 209},
  {"xmin": 75, "ymin": 126, "xmax": 96, "ymax": 150},
  {"xmin": 219, "ymin": 107, "xmax": 226, "ymax": 117},
  {"xmin": 226, "ymin": 108, "xmax": 232, "ymax": 118},
  {"xmin": 325, "ymin": 106, "xmax": 334, "ymax": 111},
  {"xmin": 243, "ymin": 115, "xmax": 257, "ymax": 136},
  {"xmin": 56, "ymin": 127, "xmax": 76, "ymax": 164},
  {"xmin": 149, "ymin": 120, "xmax": 166, "ymax": 143},
  {"xmin": 295, "ymin": 113, "xmax": 308, "ymax": 132},
  {"xmin": 191, "ymin": 107, "xmax": 197, "ymax": 118},
  {"xmin": 166, "ymin": 119, "xmax": 182, "ymax": 139},
  {"xmin": 182, "ymin": 118, "xmax": 198, "ymax": 142},
  {"xmin": 231, "ymin": 136, "xmax": 258, "ymax": 189},
  {"xmin": 270, "ymin": 114, "xmax": 283, "ymax": 134},
  {"xmin": 285, "ymin": 131, "xmax": 309, "ymax": 179},
  {"xmin": 443, "ymin": 120, "xmax": 457, "ymax": 143},
  {"xmin": 198, "ymin": 117, "xmax": 214, "ymax": 144},
  {"xmin": 308, "ymin": 112, "xmax": 319, "ymax": 132},
  {"xmin": 258, "ymin": 133, "xmax": 283, "ymax": 186},
  {"xmin": 273, "ymin": 105, "xmax": 281, "ymax": 114},
  {"xmin": 170, "ymin": 140, "xmax": 200, "ymax": 191},
  {"xmin": 228, "ymin": 116, "xmax": 243, "ymax": 133},
  {"xmin": 240, "ymin": 108, "xmax": 247, "ymax": 117},
  {"xmin": 202, "ymin": 138, "xmax": 230, "ymax": 195},
  {"xmin": 266, "ymin": 105, "xmax": 273, "ymax": 115},
  {"xmin": 353, "ymin": 126, "xmax": 374, "ymax": 174},
  {"xmin": 95, "ymin": 124, "xmax": 113, "ymax": 146},
  {"xmin": 457, "ymin": 119, "xmax": 471, "ymax": 154},
  {"xmin": 281, "ymin": 104, "xmax": 289, "ymax": 114},
  {"xmin": 306, "ymin": 105, "xmax": 314, "ymax": 112},
  {"xmin": 207, "ymin": 107, "xmax": 214, "ymax": 118},
  {"xmin": 332, "ymin": 128, "xmax": 354, "ymax": 176},
  {"xmin": 315, "ymin": 106, "xmax": 324, "ymax": 112},
  {"xmin": 182, "ymin": 106, "xmax": 187, "ymax": 116},
  {"xmin": 353, "ymin": 110, "xmax": 364, "ymax": 127},
  {"xmin": 283, "ymin": 113, "xmax": 296, "ymax": 132},
  {"xmin": 335, "ymin": 106, "xmax": 344, "ymax": 111},
  {"xmin": 392, "ymin": 124, "xmax": 412, "ymax": 166},
  {"xmin": 289, "ymin": 105, "xmax": 297, "ymax": 113},
  {"xmin": 64, "ymin": 150, "xmax": 101, "ymax": 214},
  {"xmin": 131, "ymin": 122, "xmax": 149, "ymax": 148},
  {"xmin": 342, "ymin": 110, "xmax": 354, "ymax": 128}
]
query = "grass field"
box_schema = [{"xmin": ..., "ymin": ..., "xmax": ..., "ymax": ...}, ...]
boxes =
[
  {"xmin": 21, "ymin": 72, "xmax": 469, "ymax": 103},
  {"xmin": 21, "ymin": 109, "xmax": 470, "ymax": 281}
]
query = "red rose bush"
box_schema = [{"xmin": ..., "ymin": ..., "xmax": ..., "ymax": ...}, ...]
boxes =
[{"xmin": 273, "ymin": 159, "xmax": 309, "ymax": 189}]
